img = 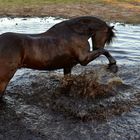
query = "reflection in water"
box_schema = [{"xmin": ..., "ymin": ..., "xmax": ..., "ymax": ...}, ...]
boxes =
[{"xmin": 0, "ymin": 17, "xmax": 140, "ymax": 140}]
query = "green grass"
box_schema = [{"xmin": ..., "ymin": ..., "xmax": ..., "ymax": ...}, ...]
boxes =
[
  {"xmin": 117, "ymin": 0, "xmax": 140, "ymax": 2},
  {"xmin": 0, "ymin": 0, "xmax": 91, "ymax": 5},
  {"xmin": 0, "ymin": 0, "xmax": 103, "ymax": 8},
  {"xmin": 0, "ymin": 0, "xmax": 139, "ymax": 6},
  {"xmin": 0, "ymin": 0, "xmax": 117, "ymax": 6}
]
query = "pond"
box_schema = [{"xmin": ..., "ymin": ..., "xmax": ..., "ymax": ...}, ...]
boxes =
[
  {"xmin": 0, "ymin": 17, "xmax": 139, "ymax": 65},
  {"xmin": 0, "ymin": 17, "xmax": 140, "ymax": 140}
]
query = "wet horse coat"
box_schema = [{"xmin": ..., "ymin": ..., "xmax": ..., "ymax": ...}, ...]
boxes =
[{"xmin": 0, "ymin": 16, "xmax": 117, "ymax": 98}]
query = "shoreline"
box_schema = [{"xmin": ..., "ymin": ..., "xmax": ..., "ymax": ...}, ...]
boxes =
[{"xmin": 0, "ymin": 1, "xmax": 139, "ymax": 24}]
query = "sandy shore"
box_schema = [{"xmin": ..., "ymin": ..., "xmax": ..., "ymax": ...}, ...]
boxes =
[{"xmin": 0, "ymin": 2, "xmax": 140, "ymax": 23}]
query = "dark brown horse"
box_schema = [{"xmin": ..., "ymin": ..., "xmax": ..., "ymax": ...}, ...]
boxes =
[{"xmin": 0, "ymin": 16, "xmax": 117, "ymax": 99}]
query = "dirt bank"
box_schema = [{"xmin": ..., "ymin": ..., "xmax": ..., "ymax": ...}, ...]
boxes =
[{"xmin": 0, "ymin": 1, "xmax": 140, "ymax": 23}]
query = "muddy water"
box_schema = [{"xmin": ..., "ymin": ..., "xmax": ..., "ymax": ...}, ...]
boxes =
[{"xmin": 0, "ymin": 17, "xmax": 140, "ymax": 140}]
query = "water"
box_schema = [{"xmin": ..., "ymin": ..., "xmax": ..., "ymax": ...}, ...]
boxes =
[
  {"xmin": 0, "ymin": 17, "xmax": 139, "ymax": 65},
  {"xmin": 110, "ymin": 23, "xmax": 140, "ymax": 64},
  {"xmin": 0, "ymin": 17, "xmax": 140, "ymax": 140}
]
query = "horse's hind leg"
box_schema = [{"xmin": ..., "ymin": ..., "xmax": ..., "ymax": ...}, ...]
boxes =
[{"xmin": 0, "ymin": 81, "xmax": 8, "ymax": 99}]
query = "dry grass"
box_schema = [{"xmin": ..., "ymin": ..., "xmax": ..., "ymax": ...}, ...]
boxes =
[{"xmin": 0, "ymin": 0, "xmax": 139, "ymax": 23}]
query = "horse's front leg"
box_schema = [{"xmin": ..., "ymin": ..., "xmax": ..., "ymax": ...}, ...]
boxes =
[
  {"xmin": 78, "ymin": 48, "xmax": 118, "ymax": 73},
  {"xmin": 103, "ymin": 51, "xmax": 118, "ymax": 73},
  {"xmin": 63, "ymin": 67, "xmax": 72, "ymax": 77}
]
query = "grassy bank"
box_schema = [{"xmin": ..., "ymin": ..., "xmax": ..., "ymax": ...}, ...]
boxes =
[
  {"xmin": 1, "ymin": 0, "xmax": 140, "ymax": 4},
  {"xmin": 0, "ymin": 0, "xmax": 140, "ymax": 23}
]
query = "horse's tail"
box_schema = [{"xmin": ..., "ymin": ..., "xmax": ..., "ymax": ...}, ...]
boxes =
[{"xmin": 106, "ymin": 26, "xmax": 116, "ymax": 45}]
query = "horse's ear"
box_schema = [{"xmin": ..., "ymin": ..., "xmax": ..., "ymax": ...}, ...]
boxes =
[
  {"xmin": 110, "ymin": 26, "xmax": 116, "ymax": 31},
  {"xmin": 111, "ymin": 26, "xmax": 114, "ymax": 29}
]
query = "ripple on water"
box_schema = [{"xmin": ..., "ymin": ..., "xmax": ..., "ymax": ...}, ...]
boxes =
[{"xmin": 0, "ymin": 18, "xmax": 140, "ymax": 140}]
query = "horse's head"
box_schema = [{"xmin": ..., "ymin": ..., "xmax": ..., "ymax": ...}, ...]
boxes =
[
  {"xmin": 92, "ymin": 26, "xmax": 115, "ymax": 50},
  {"xmin": 68, "ymin": 16, "xmax": 115, "ymax": 50}
]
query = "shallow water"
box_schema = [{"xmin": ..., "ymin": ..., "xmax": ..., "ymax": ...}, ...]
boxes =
[
  {"xmin": 0, "ymin": 17, "xmax": 140, "ymax": 140},
  {"xmin": 0, "ymin": 17, "xmax": 139, "ymax": 65}
]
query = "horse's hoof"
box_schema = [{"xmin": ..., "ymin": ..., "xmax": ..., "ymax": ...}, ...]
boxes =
[
  {"xmin": 0, "ymin": 97, "xmax": 6, "ymax": 106},
  {"xmin": 108, "ymin": 64, "xmax": 118, "ymax": 73}
]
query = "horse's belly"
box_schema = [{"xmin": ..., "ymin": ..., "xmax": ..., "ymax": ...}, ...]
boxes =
[
  {"xmin": 44, "ymin": 57, "xmax": 78, "ymax": 70},
  {"xmin": 22, "ymin": 55, "xmax": 78, "ymax": 70},
  {"xmin": 49, "ymin": 55, "xmax": 78, "ymax": 68}
]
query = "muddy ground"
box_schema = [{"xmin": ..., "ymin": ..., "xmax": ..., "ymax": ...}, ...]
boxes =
[{"xmin": 0, "ymin": 64, "xmax": 140, "ymax": 140}]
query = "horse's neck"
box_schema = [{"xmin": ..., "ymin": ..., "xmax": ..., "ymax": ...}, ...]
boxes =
[{"xmin": 41, "ymin": 23, "xmax": 90, "ymax": 41}]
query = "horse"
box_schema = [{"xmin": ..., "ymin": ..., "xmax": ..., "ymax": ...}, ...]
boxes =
[{"xmin": 0, "ymin": 16, "xmax": 118, "ymax": 100}]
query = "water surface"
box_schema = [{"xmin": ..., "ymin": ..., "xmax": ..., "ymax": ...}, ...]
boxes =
[
  {"xmin": 0, "ymin": 17, "xmax": 139, "ymax": 65},
  {"xmin": 0, "ymin": 17, "xmax": 140, "ymax": 140}
]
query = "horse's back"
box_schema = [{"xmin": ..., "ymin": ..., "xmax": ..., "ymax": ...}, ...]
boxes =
[{"xmin": 0, "ymin": 32, "xmax": 24, "ymax": 51}]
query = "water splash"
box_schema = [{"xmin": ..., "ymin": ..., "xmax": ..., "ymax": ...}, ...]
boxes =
[{"xmin": 0, "ymin": 17, "xmax": 140, "ymax": 140}]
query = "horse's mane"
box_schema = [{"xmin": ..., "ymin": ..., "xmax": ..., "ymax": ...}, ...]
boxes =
[
  {"xmin": 106, "ymin": 26, "xmax": 116, "ymax": 45},
  {"xmin": 46, "ymin": 16, "xmax": 116, "ymax": 46},
  {"xmin": 69, "ymin": 16, "xmax": 116, "ymax": 45}
]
